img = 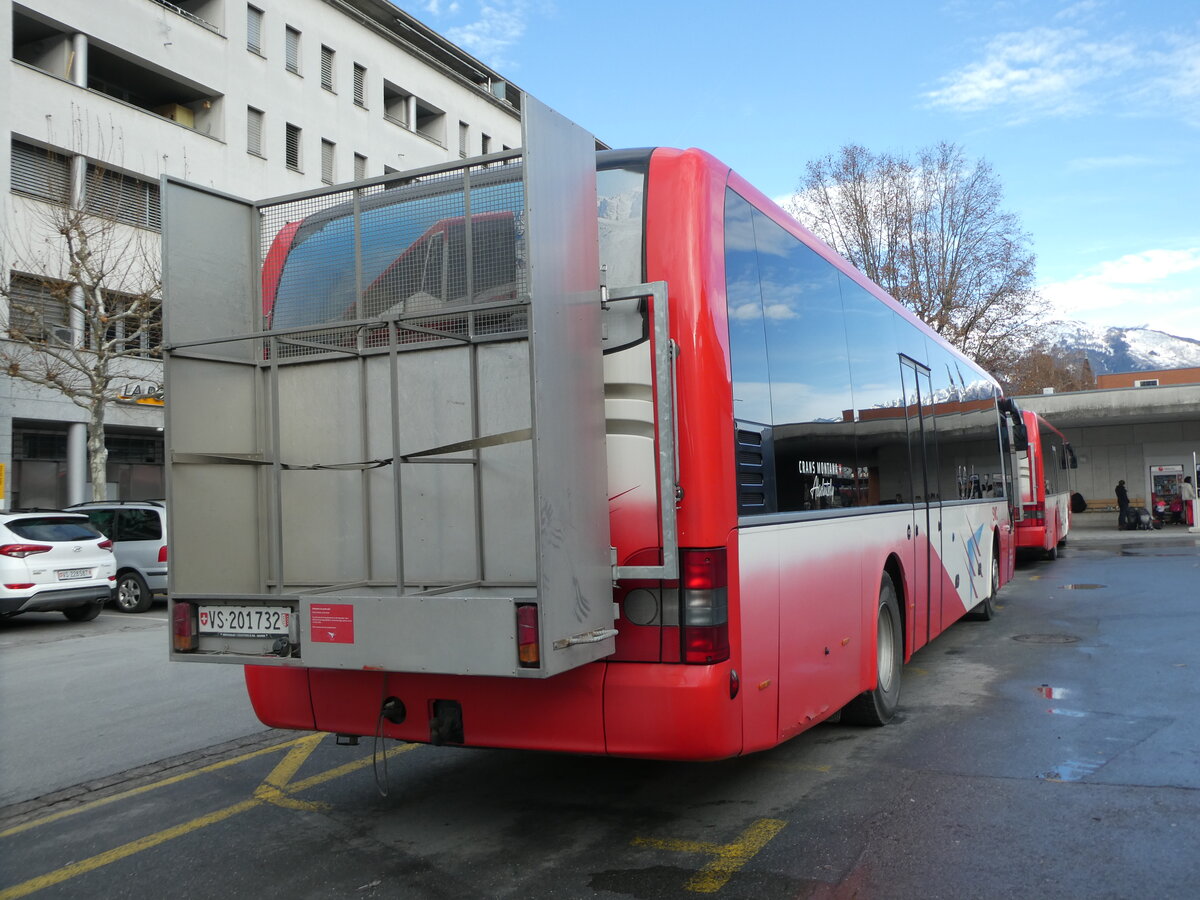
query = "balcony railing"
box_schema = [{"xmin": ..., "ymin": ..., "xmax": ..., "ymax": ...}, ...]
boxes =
[{"xmin": 148, "ymin": 0, "xmax": 221, "ymax": 35}]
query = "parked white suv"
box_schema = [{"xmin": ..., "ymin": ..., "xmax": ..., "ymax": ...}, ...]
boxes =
[
  {"xmin": 0, "ymin": 510, "xmax": 117, "ymax": 621},
  {"xmin": 67, "ymin": 501, "xmax": 169, "ymax": 614}
]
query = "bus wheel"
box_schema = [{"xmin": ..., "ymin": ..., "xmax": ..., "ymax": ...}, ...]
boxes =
[
  {"xmin": 969, "ymin": 551, "xmax": 1000, "ymax": 621},
  {"xmin": 1045, "ymin": 543, "xmax": 1058, "ymax": 561},
  {"xmin": 842, "ymin": 573, "xmax": 902, "ymax": 726}
]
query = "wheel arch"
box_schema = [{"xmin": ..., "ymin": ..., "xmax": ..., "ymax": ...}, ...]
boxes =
[{"xmin": 882, "ymin": 552, "xmax": 907, "ymax": 661}]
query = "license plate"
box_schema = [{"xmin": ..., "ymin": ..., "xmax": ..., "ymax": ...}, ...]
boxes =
[
  {"xmin": 57, "ymin": 568, "xmax": 91, "ymax": 580},
  {"xmin": 198, "ymin": 606, "xmax": 291, "ymax": 637}
]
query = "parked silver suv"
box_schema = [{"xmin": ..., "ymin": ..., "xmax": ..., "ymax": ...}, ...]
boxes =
[{"xmin": 66, "ymin": 501, "xmax": 168, "ymax": 613}]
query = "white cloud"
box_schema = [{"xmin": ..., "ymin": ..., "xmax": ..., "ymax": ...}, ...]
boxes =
[
  {"xmin": 1143, "ymin": 33, "xmax": 1200, "ymax": 126},
  {"xmin": 1041, "ymin": 248, "xmax": 1200, "ymax": 333},
  {"xmin": 923, "ymin": 26, "xmax": 1137, "ymax": 118},
  {"xmin": 443, "ymin": 1, "xmax": 533, "ymax": 68},
  {"xmin": 419, "ymin": 1, "xmax": 461, "ymax": 14}
]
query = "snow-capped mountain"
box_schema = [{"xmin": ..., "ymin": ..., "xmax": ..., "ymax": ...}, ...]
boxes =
[{"xmin": 1047, "ymin": 323, "xmax": 1200, "ymax": 375}]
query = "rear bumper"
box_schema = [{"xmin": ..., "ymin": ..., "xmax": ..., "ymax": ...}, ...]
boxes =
[
  {"xmin": 144, "ymin": 571, "xmax": 169, "ymax": 595},
  {"xmin": 1015, "ymin": 522, "xmax": 1048, "ymax": 550},
  {"xmin": 0, "ymin": 584, "xmax": 114, "ymax": 615},
  {"xmin": 244, "ymin": 659, "xmax": 743, "ymax": 761}
]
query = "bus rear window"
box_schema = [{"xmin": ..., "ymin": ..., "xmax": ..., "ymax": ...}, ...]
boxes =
[
  {"xmin": 597, "ymin": 165, "xmax": 645, "ymax": 289},
  {"xmin": 597, "ymin": 164, "xmax": 648, "ymax": 352}
]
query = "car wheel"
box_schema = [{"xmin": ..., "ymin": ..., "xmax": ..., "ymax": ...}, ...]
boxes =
[
  {"xmin": 63, "ymin": 602, "xmax": 103, "ymax": 622},
  {"xmin": 114, "ymin": 571, "xmax": 153, "ymax": 613}
]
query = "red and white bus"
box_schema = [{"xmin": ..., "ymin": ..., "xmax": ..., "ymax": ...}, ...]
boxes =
[
  {"xmin": 173, "ymin": 143, "xmax": 1024, "ymax": 760},
  {"xmin": 1014, "ymin": 410, "xmax": 1074, "ymax": 559}
]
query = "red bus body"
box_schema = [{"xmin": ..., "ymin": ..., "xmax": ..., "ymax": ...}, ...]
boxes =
[
  {"xmin": 1014, "ymin": 410, "xmax": 1073, "ymax": 558},
  {"xmin": 239, "ymin": 147, "xmax": 1018, "ymax": 760}
]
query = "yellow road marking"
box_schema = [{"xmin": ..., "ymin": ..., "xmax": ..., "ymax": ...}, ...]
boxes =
[
  {"xmin": 0, "ymin": 734, "xmax": 316, "ymax": 839},
  {"xmin": 633, "ymin": 817, "xmax": 786, "ymax": 893},
  {"xmin": 0, "ymin": 738, "xmax": 416, "ymax": 900},
  {"xmin": 252, "ymin": 734, "xmax": 329, "ymax": 811}
]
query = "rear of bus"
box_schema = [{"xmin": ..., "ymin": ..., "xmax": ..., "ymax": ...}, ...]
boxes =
[
  {"xmin": 242, "ymin": 148, "xmax": 747, "ymax": 760},
  {"xmin": 1015, "ymin": 411, "xmax": 1072, "ymax": 557}
]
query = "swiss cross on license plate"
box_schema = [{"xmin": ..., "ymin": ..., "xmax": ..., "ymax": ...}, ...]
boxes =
[{"xmin": 198, "ymin": 606, "xmax": 291, "ymax": 637}]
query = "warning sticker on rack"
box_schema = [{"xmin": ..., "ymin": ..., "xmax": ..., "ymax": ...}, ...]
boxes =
[{"xmin": 310, "ymin": 603, "xmax": 355, "ymax": 643}]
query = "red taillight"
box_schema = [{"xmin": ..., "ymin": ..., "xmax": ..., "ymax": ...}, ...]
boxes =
[
  {"xmin": 680, "ymin": 548, "xmax": 730, "ymax": 664},
  {"xmin": 173, "ymin": 601, "xmax": 198, "ymax": 652},
  {"xmin": 1023, "ymin": 504, "xmax": 1045, "ymax": 521},
  {"xmin": 5, "ymin": 584, "xmax": 36, "ymax": 590},
  {"xmin": 98, "ymin": 539, "xmax": 114, "ymax": 552},
  {"xmin": 158, "ymin": 545, "xmax": 169, "ymax": 563},
  {"xmin": 0, "ymin": 543, "xmax": 52, "ymax": 558},
  {"xmin": 516, "ymin": 603, "xmax": 539, "ymax": 668}
]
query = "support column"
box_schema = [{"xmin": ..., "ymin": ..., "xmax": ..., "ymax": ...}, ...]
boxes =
[
  {"xmin": 70, "ymin": 33, "xmax": 87, "ymax": 87},
  {"xmin": 67, "ymin": 422, "xmax": 87, "ymax": 505}
]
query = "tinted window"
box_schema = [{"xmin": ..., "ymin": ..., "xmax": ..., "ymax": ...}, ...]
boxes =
[
  {"xmin": 8, "ymin": 517, "xmax": 101, "ymax": 541},
  {"xmin": 596, "ymin": 166, "xmax": 645, "ymax": 291},
  {"xmin": 116, "ymin": 509, "xmax": 163, "ymax": 541},
  {"xmin": 842, "ymin": 277, "xmax": 910, "ymax": 507},
  {"xmin": 751, "ymin": 208, "xmax": 856, "ymax": 512},
  {"xmin": 725, "ymin": 191, "xmax": 772, "ymax": 425},
  {"xmin": 80, "ymin": 509, "xmax": 117, "ymax": 539},
  {"xmin": 597, "ymin": 164, "xmax": 649, "ymax": 352}
]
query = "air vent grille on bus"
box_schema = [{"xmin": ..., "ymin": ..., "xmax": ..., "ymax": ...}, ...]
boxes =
[{"xmin": 736, "ymin": 428, "xmax": 767, "ymax": 513}]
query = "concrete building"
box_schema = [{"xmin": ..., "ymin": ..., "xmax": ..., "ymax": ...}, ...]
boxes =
[
  {"xmin": 1019, "ymin": 380, "xmax": 1200, "ymax": 513},
  {"xmin": 2, "ymin": 0, "xmax": 527, "ymax": 508}
]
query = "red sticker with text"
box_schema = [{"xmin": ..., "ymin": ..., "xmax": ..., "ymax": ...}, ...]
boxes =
[{"xmin": 310, "ymin": 603, "xmax": 355, "ymax": 643}]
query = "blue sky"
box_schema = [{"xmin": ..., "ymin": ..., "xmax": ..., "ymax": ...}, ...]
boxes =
[{"xmin": 410, "ymin": 0, "xmax": 1200, "ymax": 341}]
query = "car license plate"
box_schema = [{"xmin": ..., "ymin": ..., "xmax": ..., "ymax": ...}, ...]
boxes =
[
  {"xmin": 57, "ymin": 568, "xmax": 91, "ymax": 580},
  {"xmin": 198, "ymin": 606, "xmax": 291, "ymax": 637}
]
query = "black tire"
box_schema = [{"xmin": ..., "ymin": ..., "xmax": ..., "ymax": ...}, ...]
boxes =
[
  {"xmin": 842, "ymin": 572, "xmax": 903, "ymax": 726},
  {"xmin": 1045, "ymin": 543, "xmax": 1058, "ymax": 561},
  {"xmin": 63, "ymin": 601, "xmax": 103, "ymax": 622},
  {"xmin": 968, "ymin": 548, "xmax": 1000, "ymax": 621},
  {"xmin": 114, "ymin": 571, "xmax": 153, "ymax": 613}
]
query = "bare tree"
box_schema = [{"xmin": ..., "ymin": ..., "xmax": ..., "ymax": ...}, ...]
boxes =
[
  {"xmin": 788, "ymin": 142, "xmax": 1043, "ymax": 372},
  {"xmin": 2, "ymin": 166, "xmax": 162, "ymax": 501},
  {"xmin": 998, "ymin": 341, "xmax": 1095, "ymax": 396}
]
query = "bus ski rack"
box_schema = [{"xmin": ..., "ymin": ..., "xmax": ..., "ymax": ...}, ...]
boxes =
[{"xmin": 162, "ymin": 98, "xmax": 678, "ymax": 679}]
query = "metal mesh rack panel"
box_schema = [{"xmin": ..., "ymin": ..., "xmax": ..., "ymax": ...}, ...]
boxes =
[{"xmin": 258, "ymin": 160, "xmax": 527, "ymax": 358}]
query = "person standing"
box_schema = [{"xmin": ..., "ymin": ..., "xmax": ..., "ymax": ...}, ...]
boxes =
[
  {"xmin": 1183, "ymin": 476, "xmax": 1196, "ymax": 527},
  {"xmin": 1116, "ymin": 480, "xmax": 1130, "ymax": 529}
]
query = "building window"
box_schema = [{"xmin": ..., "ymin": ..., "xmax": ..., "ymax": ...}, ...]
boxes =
[
  {"xmin": 285, "ymin": 26, "xmax": 301, "ymax": 75},
  {"xmin": 11, "ymin": 140, "xmax": 71, "ymax": 204},
  {"xmin": 481, "ymin": 133, "xmax": 492, "ymax": 155},
  {"xmin": 321, "ymin": 139, "xmax": 335, "ymax": 184},
  {"xmin": 413, "ymin": 99, "xmax": 445, "ymax": 145},
  {"xmin": 246, "ymin": 5, "xmax": 264, "ymax": 54},
  {"xmin": 285, "ymin": 123, "xmax": 302, "ymax": 171},
  {"xmin": 247, "ymin": 107, "xmax": 264, "ymax": 156},
  {"xmin": 5, "ymin": 273, "xmax": 70, "ymax": 344},
  {"xmin": 353, "ymin": 64, "xmax": 367, "ymax": 107},
  {"xmin": 1135, "ymin": 379, "xmax": 1160, "ymax": 387},
  {"xmin": 320, "ymin": 45, "xmax": 335, "ymax": 91},
  {"xmin": 85, "ymin": 164, "xmax": 162, "ymax": 231},
  {"xmin": 383, "ymin": 81, "xmax": 409, "ymax": 126},
  {"xmin": 353, "ymin": 153, "xmax": 367, "ymax": 180},
  {"xmin": 458, "ymin": 122, "xmax": 469, "ymax": 158}
]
